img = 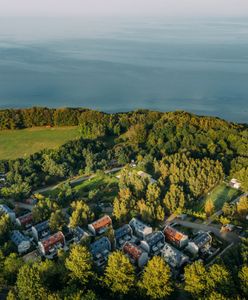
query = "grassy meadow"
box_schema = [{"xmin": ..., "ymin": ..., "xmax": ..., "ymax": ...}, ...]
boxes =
[
  {"xmin": 0, "ymin": 126, "xmax": 80, "ymax": 160},
  {"xmin": 197, "ymin": 183, "xmax": 241, "ymax": 212}
]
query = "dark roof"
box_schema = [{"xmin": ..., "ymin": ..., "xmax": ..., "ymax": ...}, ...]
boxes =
[
  {"xmin": 0, "ymin": 204, "xmax": 14, "ymax": 214},
  {"xmin": 193, "ymin": 232, "xmax": 212, "ymax": 248},
  {"xmin": 74, "ymin": 226, "xmax": 85, "ymax": 239},
  {"xmin": 115, "ymin": 224, "xmax": 132, "ymax": 240},
  {"xmin": 145, "ymin": 231, "xmax": 164, "ymax": 246},
  {"xmin": 90, "ymin": 237, "xmax": 110, "ymax": 257},
  {"xmin": 33, "ymin": 220, "xmax": 49, "ymax": 233},
  {"xmin": 11, "ymin": 230, "xmax": 29, "ymax": 246}
]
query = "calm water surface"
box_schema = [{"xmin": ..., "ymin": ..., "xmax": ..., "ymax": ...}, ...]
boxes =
[{"xmin": 0, "ymin": 17, "xmax": 247, "ymax": 123}]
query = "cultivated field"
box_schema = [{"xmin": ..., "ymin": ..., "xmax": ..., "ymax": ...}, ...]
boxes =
[{"xmin": 0, "ymin": 126, "xmax": 80, "ymax": 160}]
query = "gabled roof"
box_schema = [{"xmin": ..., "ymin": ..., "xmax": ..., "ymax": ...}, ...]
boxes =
[
  {"xmin": 74, "ymin": 226, "xmax": 85, "ymax": 238},
  {"xmin": 33, "ymin": 220, "xmax": 49, "ymax": 232},
  {"xmin": 17, "ymin": 212, "xmax": 33, "ymax": 226},
  {"xmin": 129, "ymin": 218, "xmax": 152, "ymax": 234},
  {"xmin": 145, "ymin": 231, "xmax": 164, "ymax": 246},
  {"xmin": 90, "ymin": 237, "xmax": 111, "ymax": 257},
  {"xmin": 0, "ymin": 204, "xmax": 14, "ymax": 214},
  {"xmin": 164, "ymin": 225, "xmax": 188, "ymax": 243},
  {"xmin": 40, "ymin": 231, "xmax": 65, "ymax": 252},
  {"xmin": 115, "ymin": 224, "xmax": 132, "ymax": 240},
  {"xmin": 123, "ymin": 242, "xmax": 142, "ymax": 260},
  {"xmin": 91, "ymin": 215, "xmax": 112, "ymax": 231},
  {"xmin": 11, "ymin": 230, "xmax": 29, "ymax": 246},
  {"xmin": 193, "ymin": 232, "xmax": 212, "ymax": 248},
  {"xmin": 161, "ymin": 242, "xmax": 189, "ymax": 268}
]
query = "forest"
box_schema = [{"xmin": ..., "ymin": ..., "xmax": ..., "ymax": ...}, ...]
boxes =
[{"xmin": 0, "ymin": 108, "xmax": 248, "ymax": 299}]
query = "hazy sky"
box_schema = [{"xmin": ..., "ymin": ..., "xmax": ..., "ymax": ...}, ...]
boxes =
[{"xmin": 1, "ymin": 0, "xmax": 248, "ymax": 17}]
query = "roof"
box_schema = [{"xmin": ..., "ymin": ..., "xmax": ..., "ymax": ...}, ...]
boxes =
[
  {"xmin": 11, "ymin": 230, "xmax": 29, "ymax": 246},
  {"xmin": 91, "ymin": 215, "xmax": 112, "ymax": 231},
  {"xmin": 164, "ymin": 226, "xmax": 188, "ymax": 243},
  {"xmin": 0, "ymin": 204, "xmax": 14, "ymax": 214},
  {"xmin": 33, "ymin": 220, "xmax": 49, "ymax": 232},
  {"xmin": 73, "ymin": 226, "xmax": 86, "ymax": 240},
  {"xmin": 40, "ymin": 231, "xmax": 65, "ymax": 252},
  {"xmin": 17, "ymin": 212, "xmax": 33, "ymax": 226},
  {"xmin": 161, "ymin": 242, "xmax": 188, "ymax": 268},
  {"xmin": 129, "ymin": 218, "xmax": 152, "ymax": 234},
  {"xmin": 145, "ymin": 231, "xmax": 164, "ymax": 246},
  {"xmin": 123, "ymin": 242, "xmax": 142, "ymax": 261},
  {"xmin": 115, "ymin": 224, "xmax": 132, "ymax": 240},
  {"xmin": 90, "ymin": 237, "xmax": 111, "ymax": 257},
  {"xmin": 193, "ymin": 232, "xmax": 212, "ymax": 248}
]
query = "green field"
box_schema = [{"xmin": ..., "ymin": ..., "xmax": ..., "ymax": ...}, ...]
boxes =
[
  {"xmin": 73, "ymin": 174, "xmax": 119, "ymax": 202},
  {"xmin": 197, "ymin": 183, "xmax": 241, "ymax": 212},
  {"xmin": 0, "ymin": 126, "xmax": 80, "ymax": 160},
  {"xmin": 43, "ymin": 173, "xmax": 119, "ymax": 205}
]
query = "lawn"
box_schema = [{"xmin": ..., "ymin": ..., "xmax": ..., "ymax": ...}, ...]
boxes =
[
  {"xmin": 72, "ymin": 173, "xmax": 119, "ymax": 203},
  {"xmin": 43, "ymin": 173, "xmax": 119, "ymax": 205},
  {"xmin": 0, "ymin": 126, "xmax": 80, "ymax": 160},
  {"xmin": 197, "ymin": 183, "xmax": 242, "ymax": 212}
]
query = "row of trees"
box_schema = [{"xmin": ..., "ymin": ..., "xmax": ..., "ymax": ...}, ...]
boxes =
[{"xmin": 1, "ymin": 241, "xmax": 247, "ymax": 300}]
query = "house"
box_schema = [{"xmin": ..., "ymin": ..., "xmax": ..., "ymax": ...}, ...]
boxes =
[
  {"xmin": 123, "ymin": 241, "xmax": 148, "ymax": 268},
  {"xmin": 163, "ymin": 225, "xmax": 188, "ymax": 248},
  {"xmin": 88, "ymin": 215, "xmax": 112, "ymax": 236},
  {"xmin": 16, "ymin": 212, "xmax": 33, "ymax": 228},
  {"xmin": 115, "ymin": 224, "xmax": 133, "ymax": 249},
  {"xmin": 72, "ymin": 226, "xmax": 88, "ymax": 243},
  {"xmin": 192, "ymin": 232, "xmax": 212, "ymax": 253},
  {"xmin": 129, "ymin": 218, "xmax": 153, "ymax": 239},
  {"xmin": 230, "ymin": 178, "xmax": 241, "ymax": 189},
  {"xmin": 11, "ymin": 230, "xmax": 31, "ymax": 254},
  {"xmin": 185, "ymin": 242, "xmax": 199, "ymax": 256},
  {"xmin": 31, "ymin": 220, "xmax": 50, "ymax": 241},
  {"xmin": 137, "ymin": 171, "xmax": 157, "ymax": 184},
  {"xmin": 0, "ymin": 204, "xmax": 16, "ymax": 222},
  {"xmin": 38, "ymin": 231, "xmax": 65, "ymax": 257},
  {"xmin": 140, "ymin": 231, "xmax": 165, "ymax": 255},
  {"xmin": 90, "ymin": 237, "xmax": 111, "ymax": 267},
  {"xmin": 161, "ymin": 242, "xmax": 189, "ymax": 269}
]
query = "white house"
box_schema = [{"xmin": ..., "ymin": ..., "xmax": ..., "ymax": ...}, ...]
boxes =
[{"xmin": 129, "ymin": 218, "xmax": 153, "ymax": 239}]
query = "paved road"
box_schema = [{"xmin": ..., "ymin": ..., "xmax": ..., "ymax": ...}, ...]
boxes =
[
  {"xmin": 171, "ymin": 219, "xmax": 241, "ymax": 244},
  {"xmin": 205, "ymin": 192, "xmax": 248, "ymax": 225}
]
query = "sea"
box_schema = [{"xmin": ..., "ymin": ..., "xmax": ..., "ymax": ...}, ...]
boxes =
[{"xmin": 0, "ymin": 16, "xmax": 248, "ymax": 123}]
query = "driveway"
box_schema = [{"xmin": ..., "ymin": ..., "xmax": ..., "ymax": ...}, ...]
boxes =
[{"xmin": 171, "ymin": 219, "xmax": 241, "ymax": 244}]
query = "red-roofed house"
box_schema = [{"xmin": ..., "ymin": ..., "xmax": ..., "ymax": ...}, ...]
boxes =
[
  {"xmin": 16, "ymin": 212, "xmax": 33, "ymax": 228},
  {"xmin": 38, "ymin": 231, "xmax": 65, "ymax": 257},
  {"xmin": 163, "ymin": 225, "xmax": 188, "ymax": 248},
  {"xmin": 88, "ymin": 215, "xmax": 112, "ymax": 235},
  {"xmin": 123, "ymin": 241, "xmax": 148, "ymax": 268}
]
